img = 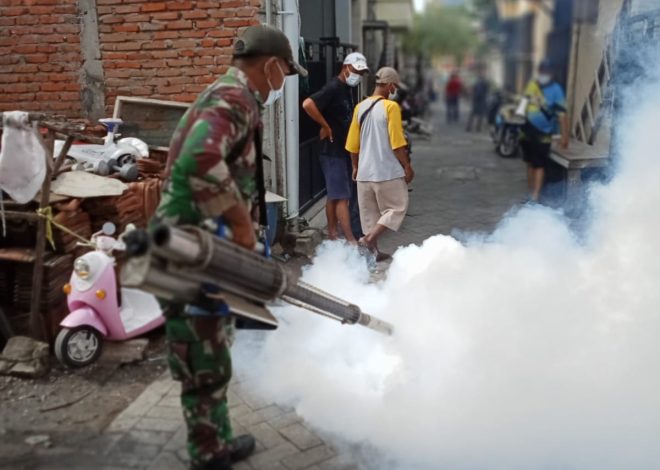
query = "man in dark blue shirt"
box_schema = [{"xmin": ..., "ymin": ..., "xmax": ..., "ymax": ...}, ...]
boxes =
[{"xmin": 302, "ymin": 52, "xmax": 369, "ymax": 242}]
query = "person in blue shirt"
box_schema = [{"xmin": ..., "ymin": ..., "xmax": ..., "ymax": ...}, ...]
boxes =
[{"xmin": 520, "ymin": 60, "xmax": 570, "ymax": 202}]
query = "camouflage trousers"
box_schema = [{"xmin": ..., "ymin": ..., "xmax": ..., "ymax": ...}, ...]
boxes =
[{"xmin": 166, "ymin": 315, "xmax": 236, "ymax": 467}]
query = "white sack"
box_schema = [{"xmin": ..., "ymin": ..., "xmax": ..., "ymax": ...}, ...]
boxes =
[{"xmin": 0, "ymin": 111, "xmax": 47, "ymax": 204}]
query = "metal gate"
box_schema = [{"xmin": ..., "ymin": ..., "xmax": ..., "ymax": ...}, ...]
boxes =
[{"xmin": 298, "ymin": 37, "xmax": 357, "ymax": 213}]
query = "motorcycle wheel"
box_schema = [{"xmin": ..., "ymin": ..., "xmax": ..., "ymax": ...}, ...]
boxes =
[
  {"xmin": 55, "ymin": 326, "xmax": 103, "ymax": 368},
  {"xmin": 497, "ymin": 131, "xmax": 519, "ymax": 158}
]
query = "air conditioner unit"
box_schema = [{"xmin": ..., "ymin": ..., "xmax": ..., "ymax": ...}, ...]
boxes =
[{"xmin": 574, "ymin": 0, "xmax": 599, "ymax": 24}]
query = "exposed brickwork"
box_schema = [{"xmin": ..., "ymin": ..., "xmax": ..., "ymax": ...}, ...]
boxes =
[
  {"xmin": 0, "ymin": 0, "xmax": 263, "ymax": 118},
  {"xmin": 0, "ymin": 0, "xmax": 83, "ymax": 115}
]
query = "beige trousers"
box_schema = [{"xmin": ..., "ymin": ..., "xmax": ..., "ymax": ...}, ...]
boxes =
[{"xmin": 357, "ymin": 177, "xmax": 409, "ymax": 234}]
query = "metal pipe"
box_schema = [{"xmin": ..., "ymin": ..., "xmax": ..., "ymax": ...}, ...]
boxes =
[{"xmin": 281, "ymin": 0, "xmax": 300, "ymax": 222}]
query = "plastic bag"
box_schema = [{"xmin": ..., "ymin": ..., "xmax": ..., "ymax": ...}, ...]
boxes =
[{"xmin": 0, "ymin": 111, "xmax": 47, "ymax": 204}]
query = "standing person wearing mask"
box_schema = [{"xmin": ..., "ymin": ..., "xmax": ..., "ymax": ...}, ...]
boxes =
[
  {"xmin": 346, "ymin": 67, "xmax": 414, "ymax": 261},
  {"xmin": 154, "ymin": 25, "xmax": 307, "ymax": 470},
  {"xmin": 302, "ymin": 52, "xmax": 369, "ymax": 243},
  {"xmin": 520, "ymin": 59, "xmax": 569, "ymax": 202}
]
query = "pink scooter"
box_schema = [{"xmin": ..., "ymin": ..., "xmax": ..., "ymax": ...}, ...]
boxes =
[{"xmin": 55, "ymin": 222, "xmax": 164, "ymax": 367}]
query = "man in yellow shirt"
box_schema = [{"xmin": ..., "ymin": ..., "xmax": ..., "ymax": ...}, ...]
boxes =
[{"xmin": 345, "ymin": 67, "xmax": 414, "ymax": 261}]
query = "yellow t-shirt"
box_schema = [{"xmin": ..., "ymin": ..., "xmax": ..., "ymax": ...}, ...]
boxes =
[{"xmin": 345, "ymin": 98, "xmax": 407, "ymax": 182}]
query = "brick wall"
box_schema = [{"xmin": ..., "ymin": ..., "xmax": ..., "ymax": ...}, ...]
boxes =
[
  {"xmin": 0, "ymin": 0, "xmax": 262, "ymax": 119},
  {"xmin": 0, "ymin": 0, "xmax": 83, "ymax": 116}
]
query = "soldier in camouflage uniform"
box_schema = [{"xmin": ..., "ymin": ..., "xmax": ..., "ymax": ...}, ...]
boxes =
[{"xmin": 153, "ymin": 25, "xmax": 307, "ymax": 470}]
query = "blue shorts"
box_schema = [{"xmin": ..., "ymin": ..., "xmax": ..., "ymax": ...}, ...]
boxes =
[{"xmin": 319, "ymin": 153, "xmax": 352, "ymax": 201}]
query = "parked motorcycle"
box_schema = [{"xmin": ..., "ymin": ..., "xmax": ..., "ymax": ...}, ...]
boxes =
[
  {"xmin": 55, "ymin": 222, "xmax": 164, "ymax": 367},
  {"xmin": 490, "ymin": 95, "xmax": 527, "ymax": 158}
]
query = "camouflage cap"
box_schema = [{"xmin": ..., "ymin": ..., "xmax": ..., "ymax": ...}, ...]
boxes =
[{"xmin": 233, "ymin": 25, "xmax": 308, "ymax": 77}]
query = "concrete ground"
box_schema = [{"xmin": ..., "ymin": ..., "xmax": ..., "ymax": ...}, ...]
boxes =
[{"xmin": 7, "ymin": 105, "xmax": 529, "ymax": 470}]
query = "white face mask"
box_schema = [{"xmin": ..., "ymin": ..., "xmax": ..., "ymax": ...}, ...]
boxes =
[
  {"xmin": 388, "ymin": 86, "xmax": 398, "ymax": 101},
  {"xmin": 346, "ymin": 71, "xmax": 362, "ymax": 87},
  {"xmin": 264, "ymin": 62, "xmax": 286, "ymax": 106},
  {"xmin": 538, "ymin": 73, "xmax": 551, "ymax": 85}
]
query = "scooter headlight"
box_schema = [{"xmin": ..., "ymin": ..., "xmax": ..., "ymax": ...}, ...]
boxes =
[{"xmin": 74, "ymin": 258, "xmax": 92, "ymax": 280}]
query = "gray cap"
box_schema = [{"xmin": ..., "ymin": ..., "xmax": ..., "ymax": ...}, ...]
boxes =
[
  {"xmin": 233, "ymin": 25, "xmax": 308, "ymax": 77},
  {"xmin": 375, "ymin": 66, "xmax": 407, "ymax": 90}
]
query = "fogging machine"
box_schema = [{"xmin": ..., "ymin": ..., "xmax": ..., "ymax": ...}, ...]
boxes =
[{"xmin": 120, "ymin": 225, "xmax": 393, "ymax": 336}]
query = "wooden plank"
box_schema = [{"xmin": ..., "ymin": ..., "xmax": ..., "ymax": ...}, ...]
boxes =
[{"xmin": 29, "ymin": 133, "xmax": 75, "ymax": 340}]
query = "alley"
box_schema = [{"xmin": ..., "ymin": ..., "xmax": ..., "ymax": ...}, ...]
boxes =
[{"xmin": 2, "ymin": 106, "xmax": 531, "ymax": 470}]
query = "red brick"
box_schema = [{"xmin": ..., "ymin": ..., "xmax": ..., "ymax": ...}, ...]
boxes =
[
  {"xmin": 40, "ymin": 82, "xmax": 67, "ymax": 92},
  {"xmin": 157, "ymin": 68, "xmax": 181, "ymax": 77},
  {"xmin": 37, "ymin": 63, "xmax": 63, "ymax": 72},
  {"xmin": 219, "ymin": 1, "xmax": 244, "ymax": 7},
  {"xmin": 144, "ymin": 77, "xmax": 169, "ymax": 86},
  {"xmin": 97, "ymin": 0, "xmax": 122, "ymax": 4},
  {"xmin": 197, "ymin": 1, "xmax": 218, "ymax": 7},
  {"xmin": 103, "ymin": 52, "xmax": 128, "ymax": 60},
  {"xmin": 14, "ymin": 44, "xmax": 38, "ymax": 54},
  {"xmin": 166, "ymin": 1, "xmax": 193, "ymax": 10},
  {"xmin": 38, "ymin": 15, "xmax": 63, "ymax": 24},
  {"xmin": 0, "ymin": 75, "xmax": 20, "ymax": 84},
  {"xmin": 102, "ymin": 32, "xmax": 150, "ymax": 42},
  {"xmin": 114, "ymin": 61, "xmax": 141, "ymax": 68},
  {"xmin": 101, "ymin": 15, "xmax": 123, "ymax": 24},
  {"xmin": 0, "ymin": 55, "xmax": 20, "ymax": 65},
  {"xmin": 159, "ymin": 84, "xmax": 184, "ymax": 93},
  {"xmin": 235, "ymin": 7, "xmax": 257, "ymax": 17},
  {"xmin": 139, "ymin": 22, "xmax": 166, "ymax": 31},
  {"xmin": 200, "ymin": 38, "xmax": 214, "ymax": 47},
  {"xmin": 216, "ymin": 38, "xmax": 232, "ymax": 46},
  {"xmin": 16, "ymin": 16, "xmax": 39, "ymax": 25},
  {"xmin": 123, "ymin": 14, "xmax": 151, "ymax": 22},
  {"xmin": 178, "ymin": 30, "xmax": 206, "ymax": 38},
  {"xmin": 151, "ymin": 49, "xmax": 178, "ymax": 58},
  {"xmin": 208, "ymin": 29, "xmax": 235, "ymax": 38},
  {"xmin": 0, "ymin": 17, "xmax": 16, "ymax": 26},
  {"xmin": 166, "ymin": 20, "xmax": 192, "ymax": 30},
  {"xmin": 113, "ymin": 42, "xmax": 144, "ymax": 51},
  {"xmin": 140, "ymin": 59, "xmax": 168, "ymax": 68},
  {"xmin": 182, "ymin": 10, "xmax": 208, "ymax": 19},
  {"xmin": 152, "ymin": 11, "xmax": 178, "ymax": 20},
  {"xmin": 114, "ymin": 24, "xmax": 140, "ymax": 32},
  {"xmin": 25, "ymin": 54, "xmax": 49, "ymax": 64},
  {"xmin": 170, "ymin": 39, "xmax": 196, "ymax": 48},
  {"xmin": 115, "ymin": 4, "xmax": 141, "ymax": 14},
  {"xmin": 224, "ymin": 18, "xmax": 252, "ymax": 27},
  {"xmin": 125, "ymin": 52, "xmax": 153, "ymax": 60},
  {"xmin": 193, "ymin": 57, "xmax": 214, "ymax": 65},
  {"xmin": 169, "ymin": 93, "xmax": 197, "ymax": 102},
  {"xmin": 166, "ymin": 58, "xmax": 191, "ymax": 67},
  {"xmin": 1, "ymin": 7, "xmax": 27, "ymax": 16},
  {"xmin": 55, "ymin": 24, "xmax": 80, "ymax": 34},
  {"xmin": 13, "ymin": 64, "xmax": 40, "ymax": 73},
  {"xmin": 179, "ymin": 49, "xmax": 195, "ymax": 57},
  {"xmin": 105, "ymin": 69, "xmax": 133, "ymax": 79},
  {"xmin": 209, "ymin": 8, "xmax": 235, "ymax": 18},
  {"xmin": 142, "ymin": 40, "xmax": 170, "ymax": 50},
  {"xmin": 194, "ymin": 75, "xmax": 216, "ymax": 84},
  {"xmin": 196, "ymin": 20, "xmax": 219, "ymax": 29},
  {"xmin": 153, "ymin": 31, "xmax": 179, "ymax": 39},
  {"xmin": 141, "ymin": 2, "xmax": 166, "ymax": 12}
]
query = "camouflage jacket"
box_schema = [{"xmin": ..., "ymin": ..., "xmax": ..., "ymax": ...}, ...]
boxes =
[{"xmin": 156, "ymin": 67, "xmax": 263, "ymax": 226}]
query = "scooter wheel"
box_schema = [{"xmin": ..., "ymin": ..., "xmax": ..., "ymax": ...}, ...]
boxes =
[{"xmin": 54, "ymin": 326, "xmax": 103, "ymax": 368}]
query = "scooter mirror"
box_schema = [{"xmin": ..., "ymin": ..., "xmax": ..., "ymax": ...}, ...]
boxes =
[{"xmin": 102, "ymin": 222, "xmax": 117, "ymax": 236}]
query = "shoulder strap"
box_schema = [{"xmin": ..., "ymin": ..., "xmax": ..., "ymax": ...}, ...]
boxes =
[
  {"xmin": 253, "ymin": 126, "xmax": 268, "ymax": 228},
  {"xmin": 359, "ymin": 97, "xmax": 385, "ymax": 128}
]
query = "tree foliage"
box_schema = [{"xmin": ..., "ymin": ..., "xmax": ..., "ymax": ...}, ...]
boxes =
[{"xmin": 404, "ymin": 6, "xmax": 479, "ymax": 63}]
